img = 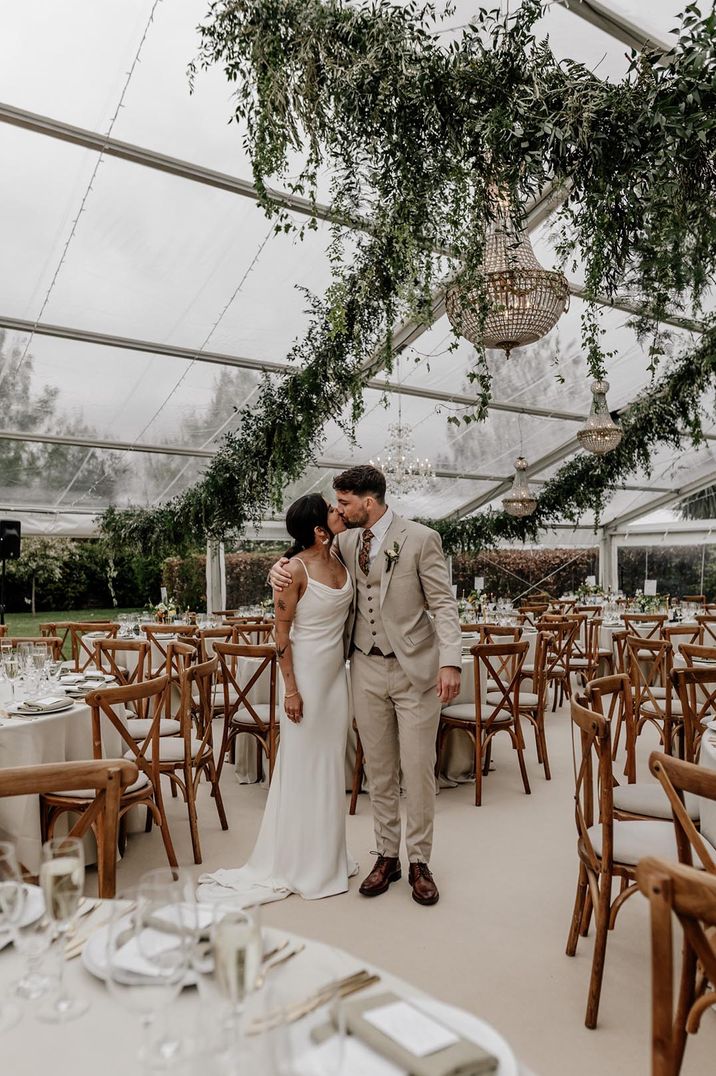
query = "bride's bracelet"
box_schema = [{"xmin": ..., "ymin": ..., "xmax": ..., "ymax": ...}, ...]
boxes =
[{"xmin": 284, "ymin": 690, "xmax": 300, "ymax": 700}]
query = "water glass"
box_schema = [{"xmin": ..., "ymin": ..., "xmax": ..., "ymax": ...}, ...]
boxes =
[
  {"xmin": 38, "ymin": 837, "xmax": 88, "ymax": 1022},
  {"xmin": 0, "ymin": 842, "xmax": 25, "ymax": 1030},
  {"xmin": 2, "ymin": 653, "xmax": 20, "ymax": 701}
]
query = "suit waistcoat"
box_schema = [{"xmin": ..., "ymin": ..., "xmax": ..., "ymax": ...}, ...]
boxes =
[{"xmin": 353, "ymin": 547, "xmax": 392, "ymax": 655}]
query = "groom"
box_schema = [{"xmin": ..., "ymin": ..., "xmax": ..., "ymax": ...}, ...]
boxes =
[{"xmin": 270, "ymin": 464, "xmax": 461, "ymax": 905}]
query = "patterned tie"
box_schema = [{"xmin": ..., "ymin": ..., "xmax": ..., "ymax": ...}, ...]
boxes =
[{"xmin": 359, "ymin": 528, "xmax": 374, "ymax": 575}]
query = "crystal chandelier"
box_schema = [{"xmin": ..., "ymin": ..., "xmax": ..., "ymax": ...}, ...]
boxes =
[
  {"xmin": 371, "ymin": 414, "xmax": 435, "ymax": 496},
  {"xmin": 502, "ymin": 456, "xmax": 538, "ymax": 517},
  {"xmin": 446, "ymin": 202, "xmax": 569, "ymax": 359},
  {"xmin": 577, "ymin": 380, "xmax": 623, "ymax": 455}
]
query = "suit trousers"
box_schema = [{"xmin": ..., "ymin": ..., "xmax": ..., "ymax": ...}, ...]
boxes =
[{"xmin": 350, "ymin": 649, "xmax": 441, "ymax": 863}]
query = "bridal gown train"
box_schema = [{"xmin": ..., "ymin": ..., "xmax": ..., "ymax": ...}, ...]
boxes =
[{"xmin": 197, "ymin": 558, "xmax": 358, "ymax": 904}]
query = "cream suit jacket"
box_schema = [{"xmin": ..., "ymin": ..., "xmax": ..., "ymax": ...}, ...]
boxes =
[{"xmin": 334, "ymin": 514, "xmax": 462, "ymax": 694}]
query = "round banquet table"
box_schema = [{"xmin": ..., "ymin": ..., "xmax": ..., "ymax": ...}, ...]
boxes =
[
  {"xmin": 0, "ymin": 700, "xmax": 123, "ymax": 873},
  {"xmin": 0, "ymin": 918, "xmax": 529, "ymax": 1076}
]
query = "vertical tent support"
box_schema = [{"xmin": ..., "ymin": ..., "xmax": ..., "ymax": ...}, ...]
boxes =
[{"xmin": 206, "ymin": 540, "xmax": 227, "ymax": 614}]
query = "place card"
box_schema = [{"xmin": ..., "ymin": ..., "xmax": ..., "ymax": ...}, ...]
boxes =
[
  {"xmin": 474, "ymin": 577, "xmax": 484, "ymax": 592},
  {"xmin": 585, "ymin": 575, "xmax": 596, "ymax": 587},
  {"xmin": 363, "ymin": 1000, "xmax": 460, "ymax": 1057},
  {"xmin": 644, "ymin": 578, "xmax": 658, "ymax": 595}
]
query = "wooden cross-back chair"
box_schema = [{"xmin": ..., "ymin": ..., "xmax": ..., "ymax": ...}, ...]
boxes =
[
  {"xmin": 39, "ymin": 621, "xmax": 73, "ymax": 658},
  {"xmin": 695, "ymin": 614, "xmax": 716, "ymax": 647},
  {"xmin": 622, "ymin": 613, "xmax": 667, "ymax": 639},
  {"xmin": 536, "ymin": 617, "xmax": 579, "ymax": 710},
  {"xmin": 682, "ymin": 594, "xmax": 706, "ymax": 605},
  {"xmin": 5, "ymin": 636, "xmax": 62, "ymax": 660},
  {"xmin": 197, "ymin": 626, "xmax": 233, "ymax": 660},
  {"xmin": 649, "ymin": 752, "xmax": 716, "ymax": 873},
  {"xmin": 148, "ymin": 654, "xmax": 227, "ymax": 864},
  {"xmin": 670, "ymin": 665, "xmax": 716, "ymax": 764},
  {"xmin": 43, "ymin": 676, "xmax": 178, "ymax": 869},
  {"xmin": 517, "ymin": 631, "xmax": 552, "ymax": 781},
  {"xmin": 678, "ymin": 642, "xmax": 716, "ymax": 666},
  {"xmin": 212, "ymin": 609, "xmax": 238, "ymax": 618},
  {"xmin": 477, "ymin": 625, "xmax": 523, "ymax": 687},
  {"xmin": 459, "ymin": 623, "xmax": 481, "ymax": 634},
  {"xmin": 626, "ymin": 635, "xmax": 681, "ymax": 755},
  {"xmin": 143, "ymin": 624, "xmax": 197, "ymax": 677},
  {"xmin": 93, "ymin": 638, "xmax": 149, "ymax": 688},
  {"xmin": 230, "ymin": 622, "xmax": 275, "ymax": 645},
  {"xmin": 438, "ymin": 640, "xmax": 530, "ymax": 806},
  {"xmin": 585, "ymin": 675, "xmax": 700, "ymax": 825},
  {"xmin": 574, "ymin": 605, "xmax": 602, "ymax": 617},
  {"xmin": 68, "ymin": 622, "xmax": 118, "ymax": 672},
  {"xmin": 566, "ymin": 615, "xmax": 605, "ymax": 687},
  {"xmin": 553, "ymin": 599, "xmax": 577, "ymax": 614},
  {"xmin": 565, "ymin": 698, "xmax": 680, "ymax": 1029},
  {"xmin": 214, "ymin": 642, "xmax": 279, "ymax": 786},
  {"xmin": 586, "ymin": 672, "xmax": 636, "ymax": 782},
  {"xmin": 611, "ymin": 629, "xmax": 628, "ymax": 675},
  {"xmin": 0, "ymin": 625, "xmax": 5, "ymax": 637},
  {"xmin": 519, "ymin": 603, "xmax": 549, "ymax": 627},
  {"xmin": 0, "ymin": 759, "xmax": 138, "ymax": 899},
  {"xmin": 663, "ymin": 623, "xmax": 703, "ymax": 656},
  {"xmin": 636, "ymin": 857, "xmax": 716, "ymax": 1076}
]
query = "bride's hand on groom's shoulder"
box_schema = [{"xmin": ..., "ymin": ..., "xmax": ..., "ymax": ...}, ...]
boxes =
[{"xmin": 268, "ymin": 557, "xmax": 292, "ymax": 591}]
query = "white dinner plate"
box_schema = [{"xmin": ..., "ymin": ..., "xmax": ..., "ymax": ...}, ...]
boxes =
[
  {"xmin": 6, "ymin": 699, "xmax": 75, "ymax": 716},
  {"xmin": 82, "ymin": 916, "xmax": 284, "ymax": 987},
  {"xmin": 0, "ymin": 884, "xmax": 45, "ymax": 950}
]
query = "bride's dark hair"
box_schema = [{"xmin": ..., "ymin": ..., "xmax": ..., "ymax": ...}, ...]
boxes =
[{"xmin": 285, "ymin": 494, "xmax": 331, "ymax": 558}]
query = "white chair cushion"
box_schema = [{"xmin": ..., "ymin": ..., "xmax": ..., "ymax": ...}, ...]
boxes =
[
  {"xmin": 516, "ymin": 692, "xmax": 540, "ymax": 708},
  {"xmin": 230, "ymin": 703, "xmax": 273, "ymax": 726},
  {"xmin": 521, "ymin": 664, "xmax": 535, "ymax": 675},
  {"xmin": 588, "ymin": 819, "xmax": 716, "ymax": 866},
  {"xmin": 125, "ymin": 718, "xmax": 181, "ymax": 738},
  {"xmin": 640, "ymin": 698, "xmax": 684, "ymax": 718},
  {"xmin": 193, "ymin": 683, "xmax": 240, "ymax": 705},
  {"xmin": 49, "ymin": 771, "xmax": 150, "ymax": 799},
  {"xmin": 441, "ymin": 703, "xmax": 511, "ymax": 723},
  {"xmin": 127, "ymin": 738, "xmax": 206, "ymax": 762},
  {"xmin": 569, "ymin": 658, "xmax": 591, "ymax": 668},
  {"xmin": 613, "ymin": 781, "xmax": 700, "ymax": 822}
]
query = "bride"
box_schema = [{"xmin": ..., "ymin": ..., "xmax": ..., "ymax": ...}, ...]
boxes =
[{"xmin": 198, "ymin": 493, "xmax": 358, "ymax": 904}]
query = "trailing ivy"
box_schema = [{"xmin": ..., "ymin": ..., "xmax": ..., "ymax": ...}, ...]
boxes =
[
  {"xmin": 100, "ymin": 0, "xmax": 716, "ymax": 550},
  {"xmin": 430, "ymin": 325, "xmax": 716, "ymax": 553}
]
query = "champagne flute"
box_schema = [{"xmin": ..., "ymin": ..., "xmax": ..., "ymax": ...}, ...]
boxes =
[
  {"xmin": 0, "ymin": 842, "xmax": 24, "ymax": 1030},
  {"xmin": 212, "ymin": 903, "xmax": 262, "ymax": 1067},
  {"xmin": 38, "ymin": 836, "xmax": 88, "ymax": 1022},
  {"xmin": 2, "ymin": 653, "xmax": 20, "ymax": 702}
]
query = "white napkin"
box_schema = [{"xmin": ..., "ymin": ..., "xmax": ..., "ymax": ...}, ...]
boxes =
[
  {"xmin": 60, "ymin": 675, "xmax": 84, "ymax": 684},
  {"xmin": 112, "ymin": 927, "xmax": 182, "ymax": 978},
  {"xmin": 20, "ymin": 695, "xmax": 68, "ymax": 712}
]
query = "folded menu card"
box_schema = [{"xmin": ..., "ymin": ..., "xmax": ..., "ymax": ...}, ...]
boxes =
[{"xmin": 313, "ymin": 991, "xmax": 499, "ymax": 1076}]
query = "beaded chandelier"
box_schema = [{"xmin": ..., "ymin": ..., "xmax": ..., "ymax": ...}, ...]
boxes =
[
  {"xmin": 577, "ymin": 380, "xmax": 623, "ymax": 455},
  {"xmin": 371, "ymin": 419, "xmax": 435, "ymax": 495},
  {"xmin": 502, "ymin": 456, "xmax": 538, "ymax": 517},
  {"xmin": 446, "ymin": 206, "xmax": 569, "ymax": 358}
]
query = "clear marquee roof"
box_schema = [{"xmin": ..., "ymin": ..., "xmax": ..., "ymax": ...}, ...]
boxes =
[{"xmin": 0, "ymin": 0, "xmax": 712, "ymax": 542}]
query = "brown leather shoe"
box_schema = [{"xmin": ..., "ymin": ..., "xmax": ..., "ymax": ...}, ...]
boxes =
[
  {"xmin": 359, "ymin": 855, "xmax": 401, "ymax": 897},
  {"xmin": 408, "ymin": 863, "xmax": 439, "ymax": 906}
]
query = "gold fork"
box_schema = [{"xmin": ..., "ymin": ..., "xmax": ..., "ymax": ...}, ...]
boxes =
[{"xmin": 248, "ymin": 969, "xmax": 379, "ymax": 1034}]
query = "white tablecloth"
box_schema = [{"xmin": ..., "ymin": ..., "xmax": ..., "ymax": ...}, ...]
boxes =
[
  {"xmin": 0, "ymin": 700, "xmax": 123, "ymax": 872},
  {"xmin": 696, "ymin": 735, "xmax": 716, "ymax": 848},
  {"xmin": 0, "ymin": 921, "xmax": 525, "ymax": 1076}
]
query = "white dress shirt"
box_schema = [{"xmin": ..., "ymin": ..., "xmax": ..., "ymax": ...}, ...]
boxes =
[{"xmin": 362, "ymin": 507, "xmax": 394, "ymax": 566}]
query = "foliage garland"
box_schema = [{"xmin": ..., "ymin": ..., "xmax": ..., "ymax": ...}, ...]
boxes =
[{"xmin": 100, "ymin": 0, "xmax": 716, "ymax": 553}]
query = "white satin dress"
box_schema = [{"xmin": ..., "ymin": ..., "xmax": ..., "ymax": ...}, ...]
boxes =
[{"xmin": 198, "ymin": 557, "xmax": 358, "ymax": 904}]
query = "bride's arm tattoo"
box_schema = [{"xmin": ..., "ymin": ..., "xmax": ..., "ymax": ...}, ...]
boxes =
[{"xmin": 272, "ymin": 577, "xmax": 302, "ymax": 700}]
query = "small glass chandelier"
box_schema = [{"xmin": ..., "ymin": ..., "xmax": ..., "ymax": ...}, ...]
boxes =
[
  {"xmin": 577, "ymin": 380, "xmax": 622, "ymax": 455},
  {"xmin": 446, "ymin": 197, "xmax": 569, "ymax": 359},
  {"xmin": 502, "ymin": 456, "xmax": 538, "ymax": 517},
  {"xmin": 370, "ymin": 369, "xmax": 435, "ymax": 495}
]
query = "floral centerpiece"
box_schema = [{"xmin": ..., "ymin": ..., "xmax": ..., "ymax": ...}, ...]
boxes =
[
  {"xmin": 153, "ymin": 596, "xmax": 177, "ymax": 622},
  {"xmin": 632, "ymin": 590, "xmax": 665, "ymax": 614},
  {"xmin": 576, "ymin": 582, "xmax": 605, "ymax": 600}
]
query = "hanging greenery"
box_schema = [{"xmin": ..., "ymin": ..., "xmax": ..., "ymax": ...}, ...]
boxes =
[
  {"xmin": 100, "ymin": 0, "xmax": 716, "ymax": 551},
  {"xmin": 431, "ymin": 324, "xmax": 716, "ymax": 553}
]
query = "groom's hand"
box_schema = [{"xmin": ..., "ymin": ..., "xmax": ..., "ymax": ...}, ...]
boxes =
[
  {"xmin": 437, "ymin": 666, "xmax": 461, "ymax": 704},
  {"xmin": 268, "ymin": 557, "xmax": 293, "ymax": 591}
]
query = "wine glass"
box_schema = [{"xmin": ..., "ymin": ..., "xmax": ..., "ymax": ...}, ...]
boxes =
[
  {"xmin": 106, "ymin": 880, "xmax": 190, "ymax": 1068},
  {"xmin": 0, "ymin": 842, "xmax": 25, "ymax": 1030},
  {"xmin": 38, "ymin": 836, "xmax": 88, "ymax": 1022}
]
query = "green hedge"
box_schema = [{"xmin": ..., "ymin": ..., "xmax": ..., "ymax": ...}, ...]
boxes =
[{"xmin": 162, "ymin": 553, "xmax": 275, "ymax": 610}]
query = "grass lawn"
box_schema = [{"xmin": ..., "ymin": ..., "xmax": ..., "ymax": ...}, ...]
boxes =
[{"xmin": 1, "ymin": 608, "xmax": 141, "ymax": 638}]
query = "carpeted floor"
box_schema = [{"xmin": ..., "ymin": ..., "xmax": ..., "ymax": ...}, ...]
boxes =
[{"xmin": 109, "ymin": 703, "xmax": 715, "ymax": 1075}]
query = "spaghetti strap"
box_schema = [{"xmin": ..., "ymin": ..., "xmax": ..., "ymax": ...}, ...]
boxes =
[{"xmin": 293, "ymin": 556, "xmax": 310, "ymax": 580}]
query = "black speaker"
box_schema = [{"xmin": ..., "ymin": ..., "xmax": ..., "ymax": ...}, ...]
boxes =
[{"xmin": 0, "ymin": 520, "xmax": 21, "ymax": 560}]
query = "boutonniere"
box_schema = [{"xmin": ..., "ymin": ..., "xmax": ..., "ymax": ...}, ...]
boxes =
[{"xmin": 384, "ymin": 541, "xmax": 401, "ymax": 572}]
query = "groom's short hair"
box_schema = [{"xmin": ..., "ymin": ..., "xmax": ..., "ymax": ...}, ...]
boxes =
[{"xmin": 333, "ymin": 464, "xmax": 386, "ymax": 503}]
